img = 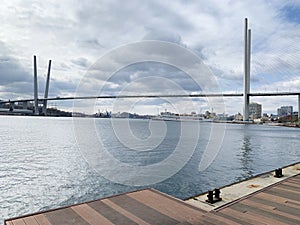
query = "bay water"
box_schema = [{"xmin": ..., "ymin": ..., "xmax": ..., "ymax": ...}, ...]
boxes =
[{"xmin": 0, "ymin": 116, "xmax": 299, "ymax": 222}]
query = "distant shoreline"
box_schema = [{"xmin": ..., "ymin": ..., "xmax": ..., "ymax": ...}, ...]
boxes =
[
  {"xmin": 214, "ymin": 120, "xmax": 300, "ymax": 128},
  {"xmin": 0, "ymin": 113, "xmax": 299, "ymax": 128}
]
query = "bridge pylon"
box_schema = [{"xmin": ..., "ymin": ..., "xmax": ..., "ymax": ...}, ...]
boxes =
[
  {"xmin": 32, "ymin": 56, "xmax": 52, "ymax": 116},
  {"xmin": 243, "ymin": 18, "xmax": 251, "ymax": 121},
  {"xmin": 42, "ymin": 60, "xmax": 52, "ymax": 115},
  {"xmin": 298, "ymin": 95, "xmax": 300, "ymax": 120},
  {"xmin": 33, "ymin": 55, "xmax": 39, "ymax": 115}
]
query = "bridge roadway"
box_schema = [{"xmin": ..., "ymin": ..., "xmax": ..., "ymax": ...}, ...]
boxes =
[{"xmin": 1, "ymin": 92, "xmax": 299, "ymax": 104}]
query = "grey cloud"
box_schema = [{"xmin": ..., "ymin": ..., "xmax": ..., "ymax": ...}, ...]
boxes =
[
  {"xmin": 73, "ymin": 0, "xmax": 192, "ymax": 47},
  {"xmin": 49, "ymin": 79, "xmax": 77, "ymax": 96},
  {"xmin": 0, "ymin": 57, "xmax": 31, "ymax": 85},
  {"xmin": 77, "ymin": 39, "xmax": 104, "ymax": 49},
  {"xmin": 58, "ymin": 63, "xmax": 71, "ymax": 71},
  {"xmin": 71, "ymin": 57, "xmax": 90, "ymax": 68},
  {"xmin": 0, "ymin": 75, "xmax": 77, "ymax": 100},
  {"xmin": 0, "ymin": 53, "xmax": 77, "ymax": 100},
  {"xmin": 0, "ymin": 55, "xmax": 76, "ymax": 100},
  {"xmin": 1, "ymin": 82, "xmax": 33, "ymax": 99},
  {"xmin": 98, "ymin": 62, "xmax": 203, "ymax": 95},
  {"xmin": 77, "ymin": 41, "xmax": 219, "ymax": 98},
  {"xmin": 0, "ymin": 41, "xmax": 34, "ymax": 99},
  {"xmin": 0, "ymin": 41, "xmax": 32, "ymax": 86},
  {"xmin": 143, "ymin": 28, "xmax": 187, "ymax": 47}
]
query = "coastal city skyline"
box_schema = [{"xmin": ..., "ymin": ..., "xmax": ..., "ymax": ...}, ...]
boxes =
[{"xmin": 0, "ymin": 1, "xmax": 299, "ymax": 115}]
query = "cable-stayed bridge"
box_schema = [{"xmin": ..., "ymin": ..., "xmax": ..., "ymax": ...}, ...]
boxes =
[
  {"xmin": 0, "ymin": 18, "xmax": 299, "ymax": 120},
  {"xmin": 1, "ymin": 92, "xmax": 299, "ymax": 102},
  {"xmin": 1, "ymin": 91, "xmax": 299, "ymax": 119}
]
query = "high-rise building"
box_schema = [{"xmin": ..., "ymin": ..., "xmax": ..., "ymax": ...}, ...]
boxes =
[
  {"xmin": 277, "ymin": 106, "xmax": 293, "ymax": 116},
  {"xmin": 249, "ymin": 102, "xmax": 262, "ymax": 119}
]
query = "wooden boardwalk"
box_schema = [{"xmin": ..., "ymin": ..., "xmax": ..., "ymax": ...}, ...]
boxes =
[
  {"xmin": 201, "ymin": 174, "xmax": 300, "ymax": 225},
  {"xmin": 5, "ymin": 174, "xmax": 300, "ymax": 225},
  {"xmin": 4, "ymin": 189, "xmax": 207, "ymax": 225}
]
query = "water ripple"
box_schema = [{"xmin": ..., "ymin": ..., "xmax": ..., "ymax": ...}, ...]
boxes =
[{"xmin": 0, "ymin": 117, "xmax": 299, "ymax": 223}]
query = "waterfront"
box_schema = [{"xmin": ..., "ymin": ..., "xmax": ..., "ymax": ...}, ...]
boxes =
[{"xmin": 0, "ymin": 116, "xmax": 299, "ymax": 223}]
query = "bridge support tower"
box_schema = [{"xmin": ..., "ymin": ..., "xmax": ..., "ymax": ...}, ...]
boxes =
[
  {"xmin": 42, "ymin": 60, "xmax": 51, "ymax": 115},
  {"xmin": 33, "ymin": 55, "xmax": 39, "ymax": 115},
  {"xmin": 298, "ymin": 95, "xmax": 300, "ymax": 120},
  {"xmin": 243, "ymin": 18, "xmax": 251, "ymax": 121}
]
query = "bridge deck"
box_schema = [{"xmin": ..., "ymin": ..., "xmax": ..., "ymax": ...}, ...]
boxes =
[
  {"xmin": 1, "ymin": 92, "xmax": 299, "ymax": 104},
  {"xmin": 5, "ymin": 174, "xmax": 300, "ymax": 224}
]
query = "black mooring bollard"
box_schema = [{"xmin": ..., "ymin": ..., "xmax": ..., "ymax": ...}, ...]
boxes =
[
  {"xmin": 206, "ymin": 189, "xmax": 222, "ymax": 204},
  {"xmin": 279, "ymin": 168, "xmax": 283, "ymax": 177},
  {"xmin": 274, "ymin": 168, "xmax": 283, "ymax": 178},
  {"xmin": 274, "ymin": 169, "xmax": 279, "ymax": 177},
  {"xmin": 214, "ymin": 188, "xmax": 222, "ymax": 201},
  {"xmin": 206, "ymin": 190, "xmax": 214, "ymax": 203}
]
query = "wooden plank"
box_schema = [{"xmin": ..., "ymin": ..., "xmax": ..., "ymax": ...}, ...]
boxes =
[
  {"xmin": 128, "ymin": 189, "xmax": 204, "ymax": 222},
  {"xmin": 44, "ymin": 208, "xmax": 90, "ymax": 225},
  {"xmin": 239, "ymin": 200, "xmax": 300, "ymax": 224},
  {"xmin": 241, "ymin": 199, "xmax": 276, "ymax": 211},
  {"xmin": 286, "ymin": 200, "xmax": 300, "ymax": 208},
  {"xmin": 230, "ymin": 202, "xmax": 299, "ymax": 225},
  {"xmin": 5, "ymin": 221, "xmax": 14, "ymax": 225},
  {"xmin": 71, "ymin": 204, "xmax": 114, "ymax": 225},
  {"xmin": 285, "ymin": 180, "xmax": 300, "ymax": 186},
  {"xmin": 243, "ymin": 199, "xmax": 300, "ymax": 220},
  {"xmin": 102, "ymin": 199, "xmax": 151, "ymax": 225},
  {"xmin": 250, "ymin": 196, "xmax": 300, "ymax": 217},
  {"xmin": 272, "ymin": 187, "xmax": 300, "ymax": 200},
  {"xmin": 279, "ymin": 180, "xmax": 300, "ymax": 188},
  {"xmin": 88, "ymin": 200, "xmax": 139, "ymax": 225},
  {"xmin": 149, "ymin": 189, "xmax": 206, "ymax": 213},
  {"xmin": 193, "ymin": 216, "xmax": 223, "ymax": 225},
  {"xmin": 215, "ymin": 211, "xmax": 254, "ymax": 225},
  {"xmin": 288, "ymin": 177, "xmax": 300, "ymax": 184},
  {"xmin": 255, "ymin": 192, "xmax": 300, "ymax": 205},
  {"xmin": 273, "ymin": 185, "xmax": 300, "ymax": 194},
  {"xmin": 285, "ymin": 181, "xmax": 300, "ymax": 187},
  {"xmin": 240, "ymin": 210, "xmax": 288, "ymax": 225},
  {"xmin": 175, "ymin": 222, "xmax": 194, "ymax": 225},
  {"xmin": 279, "ymin": 183, "xmax": 300, "ymax": 191},
  {"xmin": 202, "ymin": 212, "xmax": 241, "ymax": 225},
  {"xmin": 255, "ymin": 192, "xmax": 300, "ymax": 210},
  {"xmin": 283, "ymin": 181, "xmax": 300, "ymax": 188},
  {"xmin": 221, "ymin": 207, "xmax": 266, "ymax": 225},
  {"xmin": 267, "ymin": 188, "xmax": 300, "ymax": 202},
  {"xmin": 22, "ymin": 216, "xmax": 39, "ymax": 225},
  {"xmin": 109, "ymin": 194, "xmax": 179, "ymax": 225},
  {"xmin": 34, "ymin": 214, "xmax": 52, "ymax": 225},
  {"xmin": 10, "ymin": 219, "xmax": 26, "ymax": 225},
  {"xmin": 185, "ymin": 216, "xmax": 214, "ymax": 225}
]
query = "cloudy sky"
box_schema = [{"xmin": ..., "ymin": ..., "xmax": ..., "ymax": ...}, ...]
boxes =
[{"xmin": 0, "ymin": 0, "xmax": 299, "ymax": 115}]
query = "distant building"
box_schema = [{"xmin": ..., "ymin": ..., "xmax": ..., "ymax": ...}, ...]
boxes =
[
  {"xmin": 204, "ymin": 110, "xmax": 216, "ymax": 119},
  {"xmin": 277, "ymin": 106, "xmax": 293, "ymax": 117},
  {"xmin": 263, "ymin": 113, "xmax": 269, "ymax": 118},
  {"xmin": 235, "ymin": 112, "xmax": 243, "ymax": 121},
  {"xmin": 261, "ymin": 113, "xmax": 270, "ymax": 122},
  {"xmin": 249, "ymin": 102, "xmax": 262, "ymax": 119}
]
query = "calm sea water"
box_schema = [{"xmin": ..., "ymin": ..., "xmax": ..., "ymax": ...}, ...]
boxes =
[{"xmin": 0, "ymin": 116, "xmax": 299, "ymax": 222}]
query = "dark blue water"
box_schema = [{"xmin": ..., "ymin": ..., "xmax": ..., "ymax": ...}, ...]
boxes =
[{"xmin": 0, "ymin": 116, "xmax": 299, "ymax": 222}]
